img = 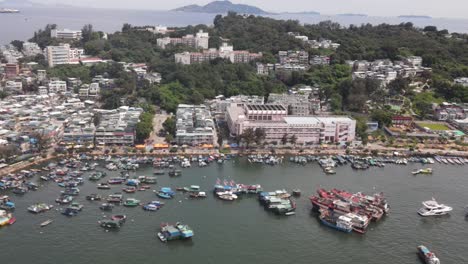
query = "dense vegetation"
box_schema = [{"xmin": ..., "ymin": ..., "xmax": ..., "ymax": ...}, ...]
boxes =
[{"xmin": 24, "ymin": 13, "xmax": 468, "ymax": 116}]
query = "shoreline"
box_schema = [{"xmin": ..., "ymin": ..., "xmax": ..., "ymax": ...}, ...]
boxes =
[{"xmin": 1, "ymin": 147, "xmax": 467, "ymax": 177}]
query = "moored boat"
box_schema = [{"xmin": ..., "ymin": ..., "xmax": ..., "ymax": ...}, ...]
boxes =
[
  {"xmin": 319, "ymin": 209, "xmax": 353, "ymax": 233},
  {"xmin": 157, "ymin": 222, "xmax": 194, "ymax": 242},
  {"xmin": 40, "ymin": 219, "xmax": 53, "ymax": 227},
  {"xmin": 417, "ymin": 245, "xmax": 440, "ymax": 264}
]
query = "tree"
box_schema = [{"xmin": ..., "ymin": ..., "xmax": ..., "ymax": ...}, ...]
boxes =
[
  {"xmin": 93, "ymin": 114, "xmax": 101, "ymax": 127},
  {"xmin": 254, "ymin": 128, "xmax": 266, "ymax": 145},
  {"xmin": 289, "ymin": 134, "xmax": 298, "ymax": 145},
  {"xmin": 281, "ymin": 133, "xmax": 289, "ymax": 145},
  {"xmin": 371, "ymin": 109, "xmax": 392, "ymax": 128},
  {"xmin": 241, "ymin": 128, "xmax": 255, "ymax": 148},
  {"xmin": 165, "ymin": 134, "xmax": 174, "ymax": 144},
  {"xmin": 81, "ymin": 24, "xmax": 94, "ymax": 43},
  {"xmin": 162, "ymin": 116, "xmax": 176, "ymax": 136},
  {"xmin": 10, "ymin": 40, "xmax": 24, "ymax": 51}
]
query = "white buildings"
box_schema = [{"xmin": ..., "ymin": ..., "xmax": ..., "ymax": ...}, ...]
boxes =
[
  {"xmin": 157, "ymin": 30, "xmax": 209, "ymax": 49},
  {"xmin": 226, "ymin": 103, "xmax": 356, "ymax": 144},
  {"xmin": 51, "ymin": 29, "xmax": 82, "ymax": 40},
  {"xmin": 45, "ymin": 44, "xmax": 85, "ymax": 67},
  {"xmin": 175, "ymin": 104, "xmax": 215, "ymax": 146},
  {"xmin": 22, "ymin": 42, "xmax": 42, "ymax": 57},
  {"xmin": 48, "ymin": 80, "xmax": 67, "ymax": 93},
  {"xmin": 45, "ymin": 44, "xmax": 71, "ymax": 67},
  {"xmin": 175, "ymin": 43, "xmax": 262, "ymax": 65},
  {"xmin": 94, "ymin": 107, "xmax": 143, "ymax": 145}
]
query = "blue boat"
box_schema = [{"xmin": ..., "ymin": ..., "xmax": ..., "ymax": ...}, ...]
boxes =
[
  {"xmin": 61, "ymin": 207, "xmax": 79, "ymax": 216},
  {"xmin": 157, "ymin": 192, "xmax": 172, "ymax": 199},
  {"xmin": 160, "ymin": 187, "xmax": 175, "ymax": 196},
  {"xmin": 319, "ymin": 211, "xmax": 353, "ymax": 233}
]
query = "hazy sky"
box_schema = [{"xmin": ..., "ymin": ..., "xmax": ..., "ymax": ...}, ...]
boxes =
[{"xmin": 3, "ymin": 0, "xmax": 467, "ymax": 18}]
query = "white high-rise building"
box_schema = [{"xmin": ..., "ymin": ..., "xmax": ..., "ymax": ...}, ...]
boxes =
[
  {"xmin": 45, "ymin": 44, "xmax": 71, "ymax": 67},
  {"xmin": 51, "ymin": 29, "xmax": 82, "ymax": 40}
]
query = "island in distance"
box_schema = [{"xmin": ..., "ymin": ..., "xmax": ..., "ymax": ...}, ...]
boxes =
[{"xmin": 172, "ymin": 0, "xmax": 269, "ymax": 14}]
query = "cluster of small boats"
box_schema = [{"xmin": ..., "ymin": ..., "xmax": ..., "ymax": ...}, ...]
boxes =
[
  {"xmin": 213, "ymin": 179, "xmax": 263, "ymax": 201},
  {"xmin": 310, "ymin": 189, "xmax": 390, "ymax": 234}
]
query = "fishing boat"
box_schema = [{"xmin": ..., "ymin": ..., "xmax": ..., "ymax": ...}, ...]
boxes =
[
  {"xmin": 55, "ymin": 195, "xmax": 73, "ymax": 204},
  {"xmin": 292, "ymin": 189, "xmax": 301, "ymax": 196},
  {"xmin": 418, "ymin": 198, "xmax": 452, "ymax": 216},
  {"xmin": 189, "ymin": 192, "xmax": 207, "ymax": 198},
  {"xmin": 153, "ymin": 170, "xmax": 165, "ymax": 175},
  {"xmin": 417, "ymin": 245, "xmax": 440, "ymax": 264},
  {"xmin": 143, "ymin": 201, "xmax": 164, "ymax": 211},
  {"xmin": 86, "ymin": 193, "xmax": 102, "ymax": 201},
  {"xmin": 0, "ymin": 197, "xmax": 15, "ymax": 211},
  {"xmin": 99, "ymin": 220, "xmax": 121, "ymax": 229},
  {"xmin": 157, "ymin": 192, "xmax": 173, "ymax": 199},
  {"xmin": 40, "ymin": 219, "xmax": 53, "ymax": 227},
  {"xmin": 27, "ymin": 203, "xmax": 53, "ymax": 214},
  {"xmin": 168, "ymin": 169, "xmax": 182, "ymax": 177},
  {"xmin": 61, "ymin": 207, "xmax": 79, "ymax": 216},
  {"xmin": 319, "ymin": 209, "xmax": 353, "ymax": 233},
  {"xmin": 68, "ymin": 202, "xmax": 84, "ymax": 211},
  {"xmin": 61, "ymin": 187, "xmax": 80, "ymax": 196},
  {"xmin": 99, "ymin": 203, "xmax": 114, "ymax": 211},
  {"xmin": 108, "ymin": 178, "xmax": 125, "ymax": 184},
  {"xmin": 412, "ymin": 168, "xmax": 433, "ymax": 175},
  {"xmin": 111, "ymin": 214, "xmax": 126, "ymax": 223},
  {"xmin": 97, "ymin": 183, "xmax": 111, "ymax": 189},
  {"xmin": 157, "ymin": 222, "xmax": 194, "ymax": 242},
  {"xmin": 323, "ymin": 167, "xmax": 336, "ymax": 174},
  {"xmin": 217, "ymin": 192, "xmax": 238, "ymax": 201},
  {"xmin": 123, "ymin": 198, "xmax": 140, "ymax": 207},
  {"xmin": 107, "ymin": 193, "xmax": 123, "ymax": 203},
  {"xmin": 122, "ymin": 187, "xmax": 136, "ymax": 193}
]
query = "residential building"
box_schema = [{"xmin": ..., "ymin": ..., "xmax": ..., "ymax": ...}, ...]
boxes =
[
  {"xmin": 175, "ymin": 43, "xmax": 261, "ymax": 65},
  {"xmin": 157, "ymin": 30, "xmax": 209, "ymax": 49},
  {"xmin": 51, "ymin": 29, "xmax": 82, "ymax": 40},
  {"xmin": 310, "ymin": 55, "xmax": 331, "ymax": 66},
  {"xmin": 434, "ymin": 103, "xmax": 466, "ymax": 121},
  {"xmin": 4, "ymin": 81, "xmax": 22, "ymax": 93},
  {"xmin": 278, "ymin": 50, "xmax": 309, "ymax": 65},
  {"xmin": 48, "ymin": 80, "xmax": 67, "ymax": 93},
  {"xmin": 4, "ymin": 63, "xmax": 19, "ymax": 78},
  {"xmin": 175, "ymin": 104, "xmax": 215, "ymax": 146},
  {"xmin": 45, "ymin": 44, "xmax": 71, "ymax": 67},
  {"xmin": 94, "ymin": 106, "xmax": 143, "ymax": 145},
  {"xmin": 226, "ymin": 103, "xmax": 356, "ymax": 144}
]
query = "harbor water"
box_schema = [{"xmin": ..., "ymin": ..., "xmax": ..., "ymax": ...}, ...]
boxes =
[{"xmin": 1, "ymin": 159, "xmax": 467, "ymax": 264}]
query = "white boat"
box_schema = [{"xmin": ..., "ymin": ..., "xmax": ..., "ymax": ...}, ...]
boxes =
[{"xmin": 418, "ymin": 198, "xmax": 452, "ymax": 216}]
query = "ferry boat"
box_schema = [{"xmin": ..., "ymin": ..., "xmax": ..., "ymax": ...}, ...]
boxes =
[
  {"xmin": 418, "ymin": 198, "xmax": 452, "ymax": 216},
  {"xmin": 319, "ymin": 209, "xmax": 353, "ymax": 233},
  {"xmin": 417, "ymin": 245, "xmax": 440, "ymax": 264},
  {"xmin": 157, "ymin": 222, "xmax": 194, "ymax": 242},
  {"xmin": 0, "ymin": 8, "xmax": 20, "ymax": 13}
]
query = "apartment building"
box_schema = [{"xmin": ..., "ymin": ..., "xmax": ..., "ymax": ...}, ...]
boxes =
[
  {"xmin": 157, "ymin": 30, "xmax": 209, "ymax": 49},
  {"xmin": 48, "ymin": 80, "xmax": 67, "ymax": 93},
  {"xmin": 51, "ymin": 29, "xmax": 82, "ymax": 40},
  {"xmin": 175, "ymin": 104, "xmax": 215, "ymax": 146}
]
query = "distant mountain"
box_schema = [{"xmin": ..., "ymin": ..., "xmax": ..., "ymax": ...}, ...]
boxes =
[
  {"xmin": 172, "ymin": 0, "xmax": 269, "ymax": 14},
  {"xmin": 281, "ymin": 11, "xmax": 320, "ymax": 15},
  {"xmin": 0, "ymin": 0, "xmax": 43, "ymax": 7},
  {"xmin": 398, "ymin": 15, "xmax": 432, "ymax": 19},
  {"xmin": 337, "ymin": 13, "xmax": 368, "ymax": 17}
]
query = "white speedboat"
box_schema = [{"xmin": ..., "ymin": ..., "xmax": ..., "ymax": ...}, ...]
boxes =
[{"xmin": 418, "ymin": 198, "xmax": 452, "ymax": 216}]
